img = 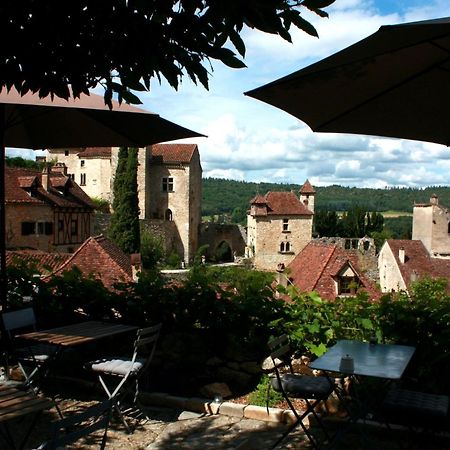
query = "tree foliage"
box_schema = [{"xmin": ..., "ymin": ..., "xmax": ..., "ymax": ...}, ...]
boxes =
[
  {"xmin": 109, "ymin": 147, "xmax": 140, "ymax": 254},
  {"xmin": 1, "ymin": 0, "xmax": 335, "ymax": 105}
]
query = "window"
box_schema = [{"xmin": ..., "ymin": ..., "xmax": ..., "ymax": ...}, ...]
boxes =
[
  {"xmin": 64, "ymin": 150, "xmax": 69, "ymax": 156},
  {"xmin": 280, "ymin": 241, "xmax": 291, "ymax": 253},
  {"xmin": 58, "ymin": 220, "xmax": 64, "ymax": 232},
  {"xmin": 338, "ymin": 277, "xmax": 359, "ymax": 295},
  {"xmin": 165, "ymin": 209, "xmax": 173, "ymax": 221},
  {"xmin": 80, "ymin": 160, "xmax": 85, "ymax": 167},
  {"xmin": 80, "ymin": 173, "xmax": 86, "ymax": 186},
  {"xmin": 162, "ymin": 177, "xmax": 174, "ymax": 192},
  {"xmin": 21, "ymin": 222, "xmax": 35, "ymax": 236},
  {"xmin": 71, "ymin": 220, "xmax": 78, "ymax": 236},
  {"xmin": 282, "ymin": 218, "xmax": 289, "ymax": 232},
  {"xmin": 21, "ymin": 221, "xmax": 53, "ymax": 236}
]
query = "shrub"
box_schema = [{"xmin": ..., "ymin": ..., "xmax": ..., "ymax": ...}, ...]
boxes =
[{"xmin": 248, "ymin": 375, "xmax": 283, "ymax": 408}]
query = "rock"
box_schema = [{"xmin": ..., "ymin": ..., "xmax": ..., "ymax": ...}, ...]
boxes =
[
  {"xmin": 240, "ymin": 361, "xmax": 261, "ymax": 375},
  {"xmin": 199, "ymin": 382, "xmax": 232, "ymax": 399}
]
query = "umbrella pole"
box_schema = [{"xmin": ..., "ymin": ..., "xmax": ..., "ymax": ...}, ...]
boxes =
[{"xmin": 0, "ymin": 104, "xmax": 6, "ymax": 311}]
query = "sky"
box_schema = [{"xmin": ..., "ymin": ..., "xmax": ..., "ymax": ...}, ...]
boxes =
[{"xmin": 7, "ymin": 0, "xmax": 450, "ymax": 189}]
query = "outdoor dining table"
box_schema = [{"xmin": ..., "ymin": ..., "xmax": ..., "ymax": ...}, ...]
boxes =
[
  {"xmin": 17, "ymin": 320, "xmax": 138, "ymax": 348},
  {"xmin": 0, "ymin": 383, "xmax": 53, "ymax": 449},
  {"xmin": 310, "ymin": 340, "xmax": 416, "ymax": 445}
]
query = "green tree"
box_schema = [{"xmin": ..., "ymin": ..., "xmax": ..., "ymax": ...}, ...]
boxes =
[
  {"xmin": 2, "ymin": 1, "xmax": 335, "ymax": 105},
  {"xmin": 140, "ymin": 228, "xmax": 164, "ymax": 270},
  {"xmin": 109, "ymin": 147, "xmax": 140, "ymax": 254}
]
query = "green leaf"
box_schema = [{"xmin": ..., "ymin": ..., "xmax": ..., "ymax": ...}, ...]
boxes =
[
  {"xmin": 359, "ymin": 318, "xmax": 374, "ymax": 330},
  {"xmin": 121, "ymin": 90, "xmax": 143, "ymax": 105},
  {"xmin": 229, "ymin": 30, "xmax": 246, "ymax": 57}
]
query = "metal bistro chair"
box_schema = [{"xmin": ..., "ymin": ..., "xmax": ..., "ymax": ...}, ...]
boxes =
[
  {"xmin": 381, "ymin": 388, "xmax": 449, "ymax": 448},
  {"xmin": 268, "ymin": 334, "xmax": 335, "ymax": 450},
  {"xmin": 35, "ymin": 398, "xmax": 114, "ymax": 450},
  {"xmin": 1, "ymin": 307, "xmax": 59, "ymax": 390},
  {"xmin": 87, "ymin": 323, "xmax": 162, "ymax": 433}
]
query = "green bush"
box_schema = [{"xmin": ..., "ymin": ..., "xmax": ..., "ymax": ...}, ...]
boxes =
[{"xmin": 248, "ymin": 375, "xmax": 283, "ymax": 408}]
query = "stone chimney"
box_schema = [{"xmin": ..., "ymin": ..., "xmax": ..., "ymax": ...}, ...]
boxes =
[
  {"xmin": 130, "ymin": 253, "xmax": 142, "ymax": 281},
  {"xmin": 276, "ymin": 263, "xmax": 287, "ymax": 287},
  {"xmin": 41, "ymin": 163, "xmax": 51, "ymax": 191},
  {"xmin": 52, "ymin": 162, "xmax": 68, "ymax": 175},
  {"xmin": 398, "ymin": 247, "xmax": 405, "ymax": 264},
  {"xmin": 430, "ymin": 194, "xmax": 439, "ymax": 205}
]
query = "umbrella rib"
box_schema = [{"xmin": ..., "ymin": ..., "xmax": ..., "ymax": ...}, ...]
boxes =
[{"xmin": 316, "ymin": 53, "xmax": 450, "ymax": 132}]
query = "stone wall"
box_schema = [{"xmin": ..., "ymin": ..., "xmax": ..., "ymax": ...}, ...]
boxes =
[{"xmin": 199, "ymin": 223, "xmax": 247, "ymax": 260}]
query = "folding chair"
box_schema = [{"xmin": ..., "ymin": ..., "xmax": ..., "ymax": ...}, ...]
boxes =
[
  {"xmin": 86, "ymin": 323, "xmax": 162, "ymax": 433},
  {"xmin": 35, "ymin": 398, "xmax": 113, "ymax": 450},
  {"xmin": 268, "ymin": 334, "xmax": 335, "ymax": 450},
  {"xmin": 381, "ymin": 388, "xmax": 449, "ymax": 448},
  {"xmin": 1, "ymin": 308, "xmax": 59, "ymax": 390}
]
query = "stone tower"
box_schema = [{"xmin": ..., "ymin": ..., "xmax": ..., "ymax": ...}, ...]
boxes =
[{"xmin": 299, "ymin": 179, "xmax": 315, "ymax": 213}]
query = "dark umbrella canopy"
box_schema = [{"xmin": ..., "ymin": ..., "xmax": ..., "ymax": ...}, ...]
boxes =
[
  {"xmin": 245, "ymin": 17, "xmax": 450, "ymax": 146},
  {"xmin": 0, "ymin": 89, "xmax": 203, "ymax": 309}
]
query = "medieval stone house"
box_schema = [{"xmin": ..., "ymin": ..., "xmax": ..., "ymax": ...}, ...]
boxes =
[
  {"xmin": 47, "ymin": 144, "xmax": 202, "ymax": 264},
  {"xmin": 5, "ymin": 165, "xmax": 94, "ymax": 253},
  {"xmin": 378, "ymin": 195, "xmax": 450, "ymax": 293},
  {"xmin": 247, "ymin": 180, "xmax": 315, "ymax": 271}
]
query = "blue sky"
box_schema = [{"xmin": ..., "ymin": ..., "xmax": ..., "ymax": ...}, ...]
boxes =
[{"xmin": 8, "ymin": 1, "xmax": 450, "ymax": 188}]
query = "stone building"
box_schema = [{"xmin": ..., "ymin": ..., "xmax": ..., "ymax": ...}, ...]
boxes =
[
  {"xmin": 5, "ymin": 165, "xmax": 94, "ymax": 253},
  {"xmin": 412, "ymin": 194, "xmax": 450, "ymax": 257},
  {"xmin": 247, "ymin": 180, "xmax": 314, "ymax": 271},
  {"xmin": 379, "ymin": 195, "xmax": 450, "ymax": 294},
  {"xmin": 47, "ymin": 143, "xmax": 202, "ymax": 264}
]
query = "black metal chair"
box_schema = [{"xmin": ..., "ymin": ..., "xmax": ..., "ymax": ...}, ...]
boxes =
[
  {"xmin": 381, "ymin": 388, "xmax": 449, "ymax": 448},
  {"xmin": 86, "ymin": 323, "xmax": 162, "ymax": 433},
  {"xmin": 268, "ymin": 334, "xmax": 335, "ymax": 449},
  {"xmin": 1, "ymin": 307, "xmax": 59, "ymax": 390},
  {"xmin": 35, "ymin": 398, "xmax": 114, "ymax": 449}
]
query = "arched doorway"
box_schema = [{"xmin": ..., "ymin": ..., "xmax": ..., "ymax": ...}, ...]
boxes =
[{"xmin": 215, "ymin": 241, "xmax": 233, "ymax": 262}]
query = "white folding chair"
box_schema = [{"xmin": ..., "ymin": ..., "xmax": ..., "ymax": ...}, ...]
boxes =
[
  {"xmin": 87, "ymin": 323, "xmax": 162, "ymax": 433},
  {"xmin": 2, "ymin": 308, "xmax": 58, "ymax": 390}
]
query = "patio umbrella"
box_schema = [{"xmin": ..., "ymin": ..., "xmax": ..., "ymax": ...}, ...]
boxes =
[
  {"xmin": 245, "ymin": 17, "xmax": 450, "ymax": 146},
  {"xmin": 0, "ymin": 88, "xmax": 203, "ymax": 309}
]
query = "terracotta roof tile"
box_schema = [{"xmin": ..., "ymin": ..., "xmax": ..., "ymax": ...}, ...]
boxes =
[
  {"xmin": 6, "ymin": 249, "xmax": 71, "ymax": 275},
  {"xmin": 386, "ymin": 239, "xmax": 450, "ymax": 290},
  {"xmin": 49, "ymin": 235, "xmax": 134, "ymax": 290},
  {"xmin": 300, "ymin": 179, "xmax": 316, "ymax": 194},
  {"xmin": 251, "ymin": 191, "xmax": 313, "ymax": 216},
  {"xmin": 78, "ymin": 147, "xmax": 112, "ymax": 158},
  {"xmin": 5, "ymin": 167, "xmax": 95, "ymax": 209},
  {"xmin": 288, "ymin": 241, "xmax": 380, "ymax": 301},
  {"xmin": 150, "ymin": 143, "xmax": 197, "ymax": 163}
]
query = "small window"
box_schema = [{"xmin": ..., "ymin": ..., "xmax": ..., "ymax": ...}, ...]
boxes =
[
  {"xmin": 282, "ymin": 218, "xmax": 289, "ymax": 232},
  {"xmin": 71, "ymin": 220, "xmax": 78, "ymax": 236},
  {"xmin": 338, "ymin": 277, "xmax": 359, "ymax": 295},
  {"xmin": 162, "ymin": 177, "xmax": 174, "ymax": 192},
  {"xmin": 21, "ymin": 222, "xmax": 35, "ymax": 236},
  {"xmin": 80, "ymin": 173, "xmax": 86, "ymax": 186},
  {"xmin": 45, "ymin": 222, "xmax": 53, "ymax": 235},
  {"xmin": 80, "ymin": 160, "xmax": 85, "ymax": 167},
  {"xmin": 165, "ymin": 209, "xmax": 173, "ymax": 221},
  {"xmin": 64, "ymin": 150, "xmax": 69, "ymax": 156},
  {"xmin": 280, "ymin": 241, "xmax": 291, "ymax": 253}
]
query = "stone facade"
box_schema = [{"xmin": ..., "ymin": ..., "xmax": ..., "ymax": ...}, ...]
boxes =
[
  {"xmin": 412, "ymin": 195, "xmax": 450, "ymax": 258},
  {"xmin": 47, "ymin": 144, "xmax": 202, "ymax": 263},
  {"xmin": 199, "ymin": 223, "xmax": 247, "ymax": 261},
  {"xmin": 378, "ymin": 241, "xmax": 409, "ymax": 292},
  {"xmin": 247, "ymin": 182, "xmax": 314, "ymax": 271}
]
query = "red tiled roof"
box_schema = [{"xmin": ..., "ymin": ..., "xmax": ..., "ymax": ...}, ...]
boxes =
[
  {"xmin": 78, "ymin": 147, "xmax": 112, "ymax": 158},
  {"xmin": 5, "ymin": 167, "xmax": 95, "ymax": 209},
  {"xmin": 288, "ymin": 241, "xmax": 380, "ymax": 301},
  {"xmin": 386, "ymin": 239, "xmax": 450, "ymax": 290},
  {"xmin": 49, "ymin": 235, "xmax": 134, "ymax": 290},
  {"xmin": 6, "ymin": 249, "xmax": 71, "ymax": 275},
  {"xmin": 251, "ymin": 191, "xmax": 313, "ymax": 216},
  {"xmin": 150, "ymin": 143, "xmax": 197, "ymax": 163},
  {"xmin": 300, "ymin": 179, "xmax": 316, "ymax": 194}
]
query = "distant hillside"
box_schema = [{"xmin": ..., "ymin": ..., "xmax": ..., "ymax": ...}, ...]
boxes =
[{"xmin": 202, "ymin": 177, "xmax": 450, "ymax": 217}]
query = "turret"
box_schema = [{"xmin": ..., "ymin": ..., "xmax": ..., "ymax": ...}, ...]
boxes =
[{"xmin": 299, "ymin": 179, "xmax": 315, "ymax": 213}]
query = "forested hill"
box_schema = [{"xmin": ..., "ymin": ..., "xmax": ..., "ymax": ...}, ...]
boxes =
[{"xmin": 202, "ymin": 177, "xmax": 450, "ymax": 217}]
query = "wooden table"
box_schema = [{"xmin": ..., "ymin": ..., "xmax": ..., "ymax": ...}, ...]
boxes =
[
  {"xmin": 18, "ymin": 321, "xmax": 138, "ymax": 347},
  {"xmin": 0, "ymin": 383, "xmax": 53, "ymax": 449}
]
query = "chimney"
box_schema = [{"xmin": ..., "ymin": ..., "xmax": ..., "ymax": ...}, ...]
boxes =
[
  {"xmin": 52, "ymin": 162, "xmax": 68, "ymax": 175},
  {"xmin": 41, "ymin": 163, "xmax": 51, "ymax": 191},
  {"xmin": 130, "ymin": 253, "xmax": 142, "ymax": 281},
  {"xmin": 398, "ymin": 247, "xmax": 405, "ymax": 264},
  {"xmin": 430, "ymin": 194, "xmax": 439, "ymax": 205}
]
